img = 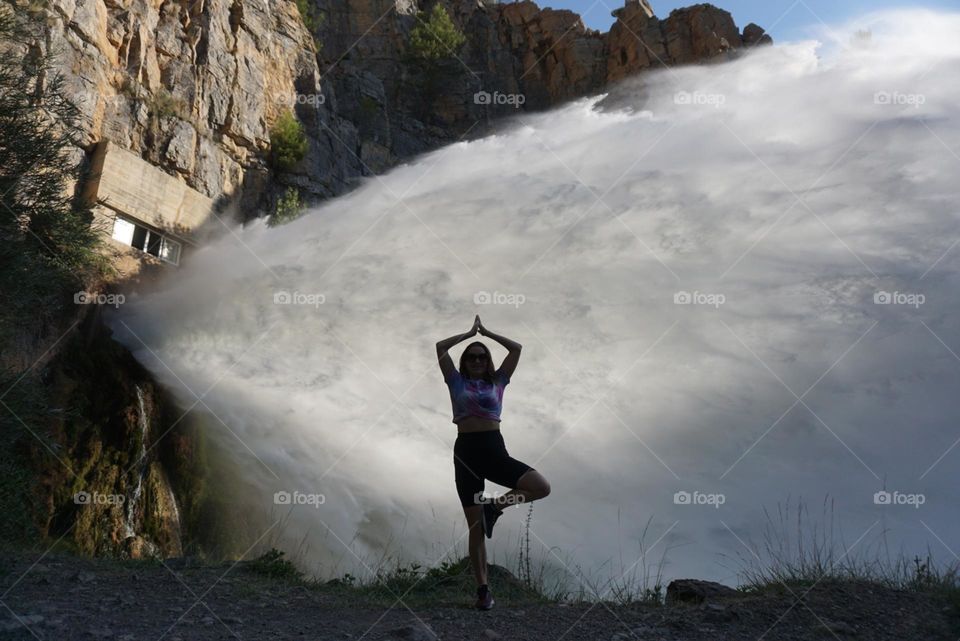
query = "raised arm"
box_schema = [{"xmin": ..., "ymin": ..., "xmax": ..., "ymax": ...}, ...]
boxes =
[
  {"xmin": 436, "ymin": 316, "xmax": 481, "ymax": 380},
  {"xmin": 477, "ymin": 318, "xmax": 522, "ymax": 380}
]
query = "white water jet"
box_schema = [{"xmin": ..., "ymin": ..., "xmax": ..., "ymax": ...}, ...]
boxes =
[
  {"xmin": 124, "ymin": 385, "xmax": 181, "ymax": 557},
  {"xmin": 113, "ymin": 9, "xmax": 960, "ymax": 589},
  {"xmin": 123, "ymin": 385, "xmax": 150, "ymax": 541}
]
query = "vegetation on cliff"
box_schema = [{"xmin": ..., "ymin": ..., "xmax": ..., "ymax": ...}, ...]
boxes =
[
  {"xmin": 269, "ymin": 187, "xmax": 305, "ymax": 227},
  {"xmin": 0, "ymin": 4, "xmax": 108, "ymax": 545},
  {"xmin": 407, "ymin": 4, "xmax": 466, "ymax": 63},
  {"xmin": 0, "ymin": 5, "xmax": 107, "ymax": 351},
  {"xmin": 269, "ymin": 110, "xmax": 309, "ymax": 173},
  {"xmin": 294, "ymin": 0, "xmax": 324, "ymax": 37}
]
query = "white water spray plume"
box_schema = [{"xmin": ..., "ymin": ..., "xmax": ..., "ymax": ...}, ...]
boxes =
[{"xmin": 113, "ymin": 8, "xmax": 960, "ymax": 589}]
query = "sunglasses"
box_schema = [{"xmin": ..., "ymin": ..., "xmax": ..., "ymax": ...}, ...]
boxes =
[{"xmin": 465, "ymin": 353, "xmax": 488, "ymax": 362}]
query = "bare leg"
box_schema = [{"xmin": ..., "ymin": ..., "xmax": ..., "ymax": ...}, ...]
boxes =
[
  {"xmin": 492, "ymin": 469, "xmax": 551, "ymax": 511},
  {"xmin": 463, "ymin": 505, "xmax": 487, "ymax": 585}
]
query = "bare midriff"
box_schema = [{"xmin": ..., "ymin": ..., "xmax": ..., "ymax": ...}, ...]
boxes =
[{"xmin": 455, "ymin": 416, "xmax": 501, "ymax": 433}]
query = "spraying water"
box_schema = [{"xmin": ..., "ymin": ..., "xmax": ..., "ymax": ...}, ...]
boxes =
[
  {"xmin": 113, "ymin": 9, "xmax": 960, "ymax": 588},
  {"xmin": 123, "ymin": 385, "xmax": 150, "ymax": 541}
]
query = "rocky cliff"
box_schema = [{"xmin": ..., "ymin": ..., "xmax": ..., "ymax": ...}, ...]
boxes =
[{"xmin": 25, "ymin": 0, "xmax": 769, "ymax": 217}]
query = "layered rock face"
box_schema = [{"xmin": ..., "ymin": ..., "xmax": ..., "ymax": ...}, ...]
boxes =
[
  {"xmin": 30, "ymin": 0, "xmax": 770, "ymax": 216},
  {"xmin": 606, "ymin": 0, "xmax": 767, "ymax": 82},
  {"xmin": 39, "ymin": 0, "xmax": 327, "ymax": 208},
  {"xmin": 320, "ymin": 0, "xmax": 771, "ymax": 169}
]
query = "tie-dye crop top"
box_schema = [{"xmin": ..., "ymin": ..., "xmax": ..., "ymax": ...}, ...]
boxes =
[{"xmin": 445, "ymin": 369, "xmax": 510, "ymax": 423}]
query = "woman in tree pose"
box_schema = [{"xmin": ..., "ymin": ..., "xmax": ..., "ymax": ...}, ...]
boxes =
[{"xmin": 435, "ymin": 315, "xmax": 551, "ymax": 610}]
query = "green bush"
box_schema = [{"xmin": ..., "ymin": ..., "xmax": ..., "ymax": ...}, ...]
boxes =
[
  {"xmin": 294, "ymin": 0, "xmax": 323, "ymax": 34},
  {"xmin": 408, "ymin": 4, "xmax": 466, "ymax": 62},
  {"xmin": 0, "ymin": 6, "xmax": 107, "ymax": 346},
  {"xmin": 269, "ymin": 187, "xmax": 304, "ymax": 227},
  {"xmin": 269, "ymin": 111, "xmax": 308, "ymax": 172},
  {"xmin": 147, "ymin": 89, "xmax": 187, "ymax": 121},
  {"xmin": 247, "ymin": 548, "xmax": 303, "ymax": 580}
]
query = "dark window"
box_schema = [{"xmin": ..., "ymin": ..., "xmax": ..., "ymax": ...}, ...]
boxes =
[
  {"xmin": 131, "ymin": 225, "xmax": 148, "ymax": 251},
  {"xmin": 145, "ymin": 231, "xmax": 162, "ymax": 256}
]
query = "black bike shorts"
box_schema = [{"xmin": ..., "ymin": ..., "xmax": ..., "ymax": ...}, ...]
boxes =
[{"xmin": 454, "ymin": 430, "xmax": 534, "ymax": 507}]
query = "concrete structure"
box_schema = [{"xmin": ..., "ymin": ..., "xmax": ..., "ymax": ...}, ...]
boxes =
[{"xmin": 83, "ymin": 140, "xmax": 215, "ymax": 274}]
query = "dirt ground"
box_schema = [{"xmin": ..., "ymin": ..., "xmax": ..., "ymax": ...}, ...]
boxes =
[{"xmin": 1, "ymin": 552, "xmax": 957, "ymax": 641}]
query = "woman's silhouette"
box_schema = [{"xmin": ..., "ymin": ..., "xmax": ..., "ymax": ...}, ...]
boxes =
[{"xmin": 436, "ymin": 314, "xmax": 551, "ymax": 610}]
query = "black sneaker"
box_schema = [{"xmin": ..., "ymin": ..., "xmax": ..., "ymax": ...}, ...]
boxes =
[
  {"xmin": 475, "ymin": 584, "xmax": 495, "ymax": 610},
  {"xmin": 482, "ymin": 502, "xmax": 503, "ymax": 539}
]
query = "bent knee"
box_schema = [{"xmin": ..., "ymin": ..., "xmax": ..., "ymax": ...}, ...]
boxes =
[
  {"xmin": 524, "ymin": 472, "xmax": 550, "ymax": 498},
  {"xmin": 538, "ymin": 479, "xmax": 551, "ymax": 498}
]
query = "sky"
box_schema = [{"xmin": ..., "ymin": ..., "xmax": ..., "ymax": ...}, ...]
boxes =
[
  {"xmin": 112, "ymin": 7, "xmax": 960, "ymax": 590},
  {"xmin": 544, "ymin": 0, "xmax": 960, "ymax": 40}
]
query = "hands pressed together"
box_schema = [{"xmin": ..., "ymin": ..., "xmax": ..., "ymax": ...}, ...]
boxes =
[{"xmin": 469, "ymin": 314, "xmax": 487, "ymax": 337}]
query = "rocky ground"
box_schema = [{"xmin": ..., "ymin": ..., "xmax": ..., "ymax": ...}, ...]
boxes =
[{"xmin": 1, "ymin": 552, "xmax": 957, "ymax": 640}]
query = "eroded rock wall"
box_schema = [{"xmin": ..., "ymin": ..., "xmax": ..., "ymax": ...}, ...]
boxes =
[{"xmin": 16, "ymin": 0, "xmax": 769, "ymax": 217}]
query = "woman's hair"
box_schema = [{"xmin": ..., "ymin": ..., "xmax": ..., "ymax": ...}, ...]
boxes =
[{"xmin": 459, "ymin": 341, "xmax": 496, "ymax": 383}]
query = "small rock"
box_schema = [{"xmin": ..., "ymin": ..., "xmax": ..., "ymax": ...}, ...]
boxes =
[
  {"xmin": 665, "ymin": 579, "xmax": 739, "ymax": 604},
  {"xmin": 76, "ymin": 571, "xmax": 97, "ymax": 583},
  {"xmin": 201, "ymin": 616, "xmax": 215, "ymax": 625},
  {"xmin": 483, "ymin": 629, "xmax": 501, "ymax": 640},
  {"xmin": 87, "ymin": 627, "xmax": 114, "ymax": 638}
]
